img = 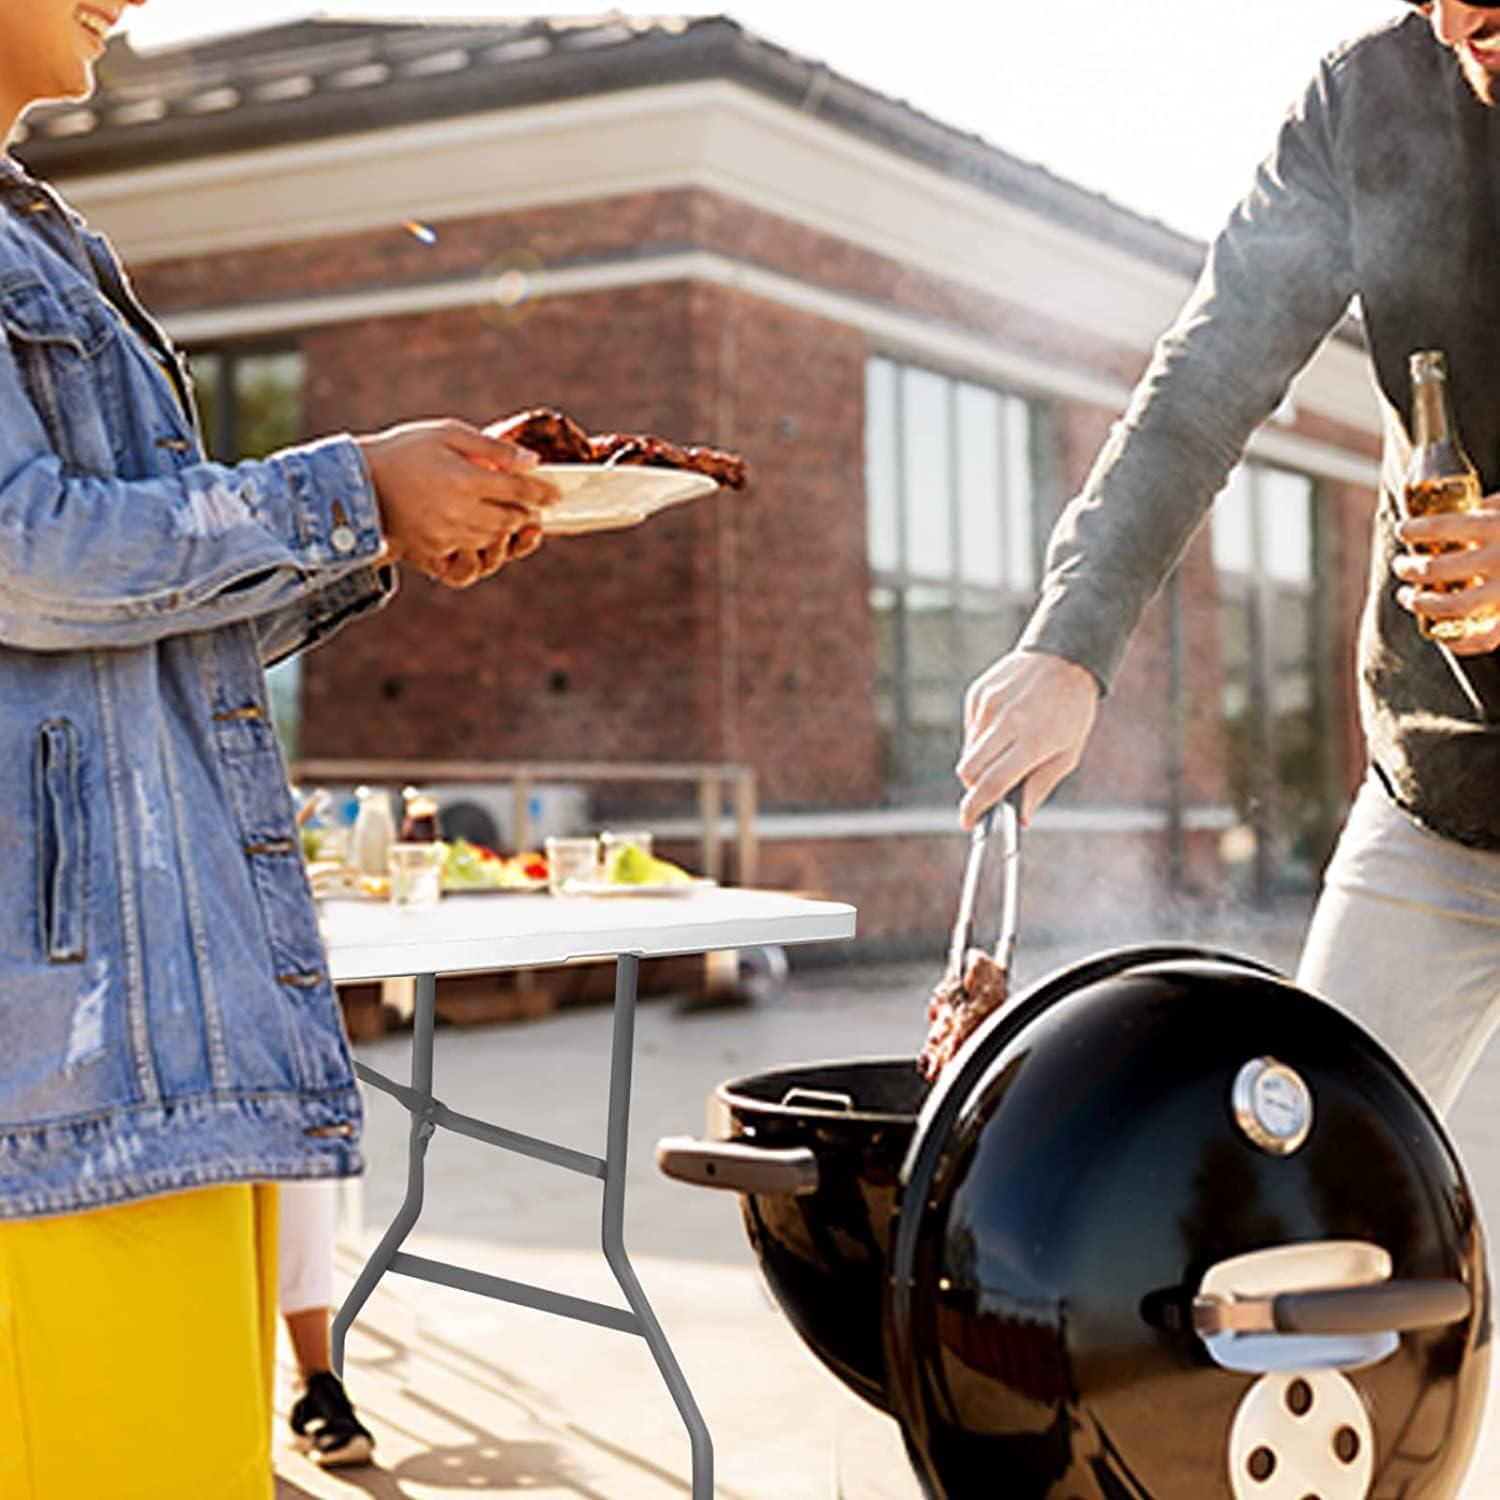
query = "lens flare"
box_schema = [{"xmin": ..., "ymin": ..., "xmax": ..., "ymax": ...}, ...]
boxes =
[
  {"xmin": 401, "ymin": 219, "xmax": 438, "ymax": 246},
  {"xmin": 479, "ymin": 250, "xmax": 546, "ymax": 327}
]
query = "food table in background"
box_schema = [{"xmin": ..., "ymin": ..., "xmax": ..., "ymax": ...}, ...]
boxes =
[{"xmin": 318, "ymin": 885, "xmax": 856, "ymax": 1500}]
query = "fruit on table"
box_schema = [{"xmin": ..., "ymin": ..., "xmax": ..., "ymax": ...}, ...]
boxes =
[
  {"xmin": 440, "ymin": 840, "xmax": 549, "ymax": 889},
  {"xmin": 605, "ymin": 842, "xmax": 693, "ymax": 885}
]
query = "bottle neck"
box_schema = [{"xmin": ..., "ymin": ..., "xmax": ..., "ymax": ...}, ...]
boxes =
[{"xmin": 1412, "ymin": 375, "xmax": 1455, "ymax": 448}]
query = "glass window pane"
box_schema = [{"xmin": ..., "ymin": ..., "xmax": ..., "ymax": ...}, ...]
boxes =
[
  {"xmin": 961, "ymin": 595, "xmax": 1015, "ymax": 686},
  {"xmin": 956, "ymin": 383, "xmax": 1002, "ymax": 587},
  {"xmin": 266, "ymin": 657, "xmax": 302, "ymax": 761},
  {"xmin": 189, "ymin": 351, "xmax": 223, "ymax": 460},
  {"xmin": 870, "ymin": 586, "xmax": 901, "ymax": 786},
  {"xmin": 870, "ymin": 584, "xmax": 900, "ymax": 687},
  {"xmin": 1211, "ymin": 464, "xmax": 1254, "ymax": 575},
  {"xmin": 235, "ymin": 352, "xmax": 303, "ymax": 460},
  {"xmin": 906, "ymin": 584, "xmax": 959, "ymax": 685},
  {"xmin": 1260, "ymin": 467, "xmax": 1314, "ymax": 585},
  {"xmin": 1271, "ymin": 586, "xmax": 1314, "ymax": 676},
  {"xmin": 907, "ymin": 700, "xmax": 962, "ymax": 788},
  {"xmin": 865, "ymin": 358, "xmax": 901, "ymax": 576},
  {"xmin": 901, "ymin": 368, "xmax": 954, "ymax": 581},
  {"xmin": 1002, "ymin": 397, "xmax": 1036, "ymax": 592}
]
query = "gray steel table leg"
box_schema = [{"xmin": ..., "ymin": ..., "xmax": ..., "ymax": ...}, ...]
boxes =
[
  {"xmin": 332, "ymin": 971, "xmax": 437, "ymax": 1376},
  {"xmin": 601, "ymin": 953, "xmax": 714, "ymax": 1499}
]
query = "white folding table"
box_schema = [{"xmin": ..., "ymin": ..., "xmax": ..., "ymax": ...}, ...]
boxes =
[{"xmin": 317, "ymin": 887, "xmax": 856, "ymax": 1500}]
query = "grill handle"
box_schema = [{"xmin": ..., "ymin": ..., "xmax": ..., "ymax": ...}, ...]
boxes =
[
  {"xmin": 656, "ymin": 1136, "xmax": 820, "ymax": 1197},
  {"xmin": 1194, "ymin": 1278, "xmax": 1472, "ymax": 1338},
  {"xmin": 948, "ymin": 787, "xmax": 1022, "ymax": 976}
]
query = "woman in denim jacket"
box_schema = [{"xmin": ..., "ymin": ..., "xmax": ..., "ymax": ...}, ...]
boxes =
[{"xmin": 0, "ymin": 4, "xmax": 558, "ymax": 1494}]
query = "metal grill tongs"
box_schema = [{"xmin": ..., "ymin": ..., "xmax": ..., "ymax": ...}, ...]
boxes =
[{"xmin": 946, "ymin": 787, "xmax": 1023, "ymax": 980}]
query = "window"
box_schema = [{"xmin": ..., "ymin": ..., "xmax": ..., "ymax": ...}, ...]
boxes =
[
  {"xmin": 1211, "ymin": 461, "xmax": 1330, "ymax": 898},
  {"xmin": 190, "ymin": 346, "xmax": 306, "ymax": 759},
  {"xmin": 865, "ymin": 357, "xmax": 1043, "ymax": 796}
]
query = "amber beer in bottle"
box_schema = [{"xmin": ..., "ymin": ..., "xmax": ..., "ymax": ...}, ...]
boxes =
[{"xmin": 1403, "ymin": 349, "xmax": 1492, "ymax": 644}]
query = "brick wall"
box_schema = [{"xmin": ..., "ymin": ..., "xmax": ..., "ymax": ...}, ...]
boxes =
[{"xmin": 130, "ymin": 183, "xmax": 1380, "ymax": 941}]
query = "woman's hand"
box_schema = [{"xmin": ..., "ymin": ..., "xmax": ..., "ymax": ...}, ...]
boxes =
[
  {"xmin": 956, "ymin": 649, "xmax": 1101, "ymax": 828},
  {"xmin": 354, "ymin": 418, "xmax": 558, "ymax": 581},
  {"xmin": 432, "ymin": 520, "xmax": 546, "ymax": 589},
  {"xmin": 1394, "ymin": 495, "xmax": 1500, "ymax": 655}
]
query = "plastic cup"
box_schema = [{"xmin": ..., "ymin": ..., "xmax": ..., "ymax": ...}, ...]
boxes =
[
  {"xmin": 545, "ymin": 836, "xmax": 600, "ymax": 895},
  {"xmin": 388, "ymin": 842, "xmax": 444, "ymax": 907}
]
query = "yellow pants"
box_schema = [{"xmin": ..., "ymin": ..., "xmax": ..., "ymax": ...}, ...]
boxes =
[{"xmin": 0, "ymin": 1183, "xmax": 277, "ymax": 1500}]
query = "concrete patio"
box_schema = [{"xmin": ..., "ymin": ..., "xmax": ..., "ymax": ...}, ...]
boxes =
[{"xmin": 272, "ymin": 907, "xmax": 1500, "ymax": 1498}]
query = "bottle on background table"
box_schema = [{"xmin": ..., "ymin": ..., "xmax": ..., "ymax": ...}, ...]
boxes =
[{"xmin": 351, "ymin": 785, "xmax": 395, "ymax": 877}]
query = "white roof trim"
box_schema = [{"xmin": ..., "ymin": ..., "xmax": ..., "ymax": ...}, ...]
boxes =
[
  {"xmin": 56, "ymin": 79, "xmax": 1380, "ymax": 441},
  {"xmin": 55, "ymin": 78, "xmax": 1194, "ymax": 347}
]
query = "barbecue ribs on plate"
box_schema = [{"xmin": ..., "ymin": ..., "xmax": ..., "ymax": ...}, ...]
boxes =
[{"xmin": 490, "ymin": 406, "xmax": 749, "ymax": 490}]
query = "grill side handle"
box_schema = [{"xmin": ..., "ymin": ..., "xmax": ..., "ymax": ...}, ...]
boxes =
[
  {"xmin": 1194, "ymin": 1279, "xmax": 1472, "ymax": 1338},
  {"xmin": 656, "ymin": 1136, "xmax": 820, "ymax": 1197}
]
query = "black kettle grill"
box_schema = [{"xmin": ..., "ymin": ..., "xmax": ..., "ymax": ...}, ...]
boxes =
[{"xmin": 658, "ymin": 803, "xmax": 1491, "ymax": 1499}]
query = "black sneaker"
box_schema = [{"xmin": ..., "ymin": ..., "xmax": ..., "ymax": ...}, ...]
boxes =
[{"xmin": 289, "ymin": 1371, "xmax": 375, "ymax": 1467}]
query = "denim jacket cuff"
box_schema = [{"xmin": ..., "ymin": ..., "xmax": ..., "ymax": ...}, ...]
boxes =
[{"xmin": 267, "ymin": 435, "xmax": 385, "ymax": 570}]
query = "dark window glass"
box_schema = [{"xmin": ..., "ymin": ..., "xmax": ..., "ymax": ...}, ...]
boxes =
[
  {"xmin": 865, "ymin": 357, "xmax": 1043, "ymax": 799},
  {"xmin": 189, "ymin": 345, "xmax": 307, "ymax": 759},
  {"xmin": 1210, "ymin": 461, "xmax": 1327, "ymax": 898}
]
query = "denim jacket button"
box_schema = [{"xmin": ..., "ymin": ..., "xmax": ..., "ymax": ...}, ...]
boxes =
[{"xmin": 330, "ymin": 523, "xmax": 358, "ymax": 555}]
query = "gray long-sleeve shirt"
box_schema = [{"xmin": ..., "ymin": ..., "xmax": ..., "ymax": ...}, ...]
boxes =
[{"xmin": 1021, "ymin": 12, "xmax": 1500, "ymax": 849}]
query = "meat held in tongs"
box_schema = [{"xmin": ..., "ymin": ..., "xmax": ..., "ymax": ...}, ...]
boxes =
[
  {"xmin": 917, "ymin": 795, "xmax": 1021, "ymax": 1083},
  {"xmin": 918, "ymin": 948, "xmax": 1011, "ymax": 1082}
]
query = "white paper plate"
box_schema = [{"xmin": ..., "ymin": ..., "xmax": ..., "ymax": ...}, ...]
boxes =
[{"xmin": 535, "ymin": 465, "xmax": 718, "ymax": 536}]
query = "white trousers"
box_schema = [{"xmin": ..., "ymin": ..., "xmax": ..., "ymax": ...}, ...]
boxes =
[
  {"xmin": 1296, "ymin": 775, "xmax": 1500, "ymax": 1115},
  {"xmin": 277, "ymin": 1178, "xmax": 338, "ymax": 1316}
]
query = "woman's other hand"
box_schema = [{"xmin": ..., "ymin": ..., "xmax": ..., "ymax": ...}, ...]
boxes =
[{"xmin": 354, "ymin": 419, "xmax": 558, "ymax": 577}]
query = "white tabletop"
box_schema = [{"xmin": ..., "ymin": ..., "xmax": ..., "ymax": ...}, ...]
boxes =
[{"xmin": 317, "ymin": 886, "xmax": 857, "ymax": 984}]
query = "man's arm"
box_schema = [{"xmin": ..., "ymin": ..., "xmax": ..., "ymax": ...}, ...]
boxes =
[
  {"xmin": 961, "ymin": 55, "xmax": 1360, "ymax": 824},
  {"xmin": 1023, "ymin": 57, "xmax": 1358, "ymax": 684}
]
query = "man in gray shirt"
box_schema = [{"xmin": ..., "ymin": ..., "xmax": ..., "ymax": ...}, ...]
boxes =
[{"xmin": 958, "ymin": 0, "xmax": 1500, "ymax": 1111}]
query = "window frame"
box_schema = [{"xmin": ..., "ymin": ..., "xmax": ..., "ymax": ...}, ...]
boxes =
[
  {"xmin": 1210, "ymin": 459, "xmax": 1334, "ymax": 900},
  {"xmin": 187, "ymin": 340, "xmax": 307, "ymax": 463},
  {"xmin": 865, "ymin": 354, "xmax": 1050, "ymax": 802},
  {"xmin": 186, "ymin": 339, "xmax": 308, "ymax": 760}
]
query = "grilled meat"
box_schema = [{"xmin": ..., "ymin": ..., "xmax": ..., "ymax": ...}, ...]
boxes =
[
  {"xmin": 918, "ymin": 948, "xmax": 1010, "ymax": 1082},
  {"xmin": 491, "ymin": 407, "xmax": 748, "ymax": 489},
  {"xmin": 489, "ymin": 407, "xmax": 594, "ymax": 464},
  {"xmin": 591, "ymin": 433, "xmax": 749, "ymax": 491}
]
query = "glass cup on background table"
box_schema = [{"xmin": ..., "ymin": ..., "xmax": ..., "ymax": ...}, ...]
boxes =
[
  {"xmin": 388, "ymin": 842, "xmax": 444, "ymax": 908},
  {"xmin": 600, "ymin": 829, "xmax": 653, "ymax": 861},
  {"xmin": 545, "ymin": 836, "xmax": 601, "ymax": 895}
]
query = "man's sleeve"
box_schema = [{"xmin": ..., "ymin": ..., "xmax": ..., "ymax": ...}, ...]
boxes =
[
  {"xmin": 0, "ymin": 319, "xmax": 389, "ymax": 652},
  {"xmin": 1020, "ymin": 56, "xmax": 1359, "ymax": 690}
]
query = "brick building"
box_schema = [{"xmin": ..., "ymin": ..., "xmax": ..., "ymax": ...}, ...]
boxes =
[{"xmin": 19, "ymin": 15, "xmax": 1383, "ymax": 950}]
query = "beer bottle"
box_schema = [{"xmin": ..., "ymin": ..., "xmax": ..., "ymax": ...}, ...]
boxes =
[{"xmin": 1403, "ymin": 349, "xmax": 1493, "ymax": 644}]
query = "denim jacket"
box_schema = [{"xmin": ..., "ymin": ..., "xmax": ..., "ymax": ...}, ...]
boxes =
[
  {"xmin": 0, "ymin": 154, "xmax": 393, "ymax": 1219},
  {"xmin": 1022, "ymin": 13, "xmax": 1500, "ymax": 848}
]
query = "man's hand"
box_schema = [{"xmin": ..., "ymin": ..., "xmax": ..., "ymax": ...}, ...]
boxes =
[
  {"xmin": 354, "ymin": 419, "xmax": 559, "ymax": 584},
  {"xmin": 1394, "ymin": 495, "xmax": 1500, "ymax": 655},
  {"xmin": 956, "ymin": 649, "xmax": 1101, "ymax": 828}
]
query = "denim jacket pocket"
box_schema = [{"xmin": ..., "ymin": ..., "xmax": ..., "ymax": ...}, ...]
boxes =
[
  {"xmin": 0, "ymin": 272, "xmax": 120, "ymax": 472},
  {"xmin": 34, "ymin": 719, "xmax": 86, "ymax": 963}
]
